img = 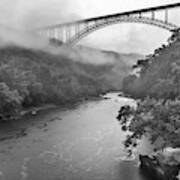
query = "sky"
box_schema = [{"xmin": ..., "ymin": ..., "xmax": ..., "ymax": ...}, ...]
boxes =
[{"xmin": 0, "ymin": 0, "xmax": 180, "ymax": 54}]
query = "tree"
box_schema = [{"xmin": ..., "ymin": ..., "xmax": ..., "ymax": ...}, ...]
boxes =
[
  {"xmin": 0, "ymin": 82, "xmax": 22, "ymax": 121},
  {"xmin": 117, "ymin": 98, "xmax": 180, "ymax": 151}
]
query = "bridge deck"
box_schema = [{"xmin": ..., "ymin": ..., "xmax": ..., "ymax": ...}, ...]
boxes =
[
  {"xmin": 38, "ymin": 2, "xmax": 180, "ymax": 31},
  {"xmin": 46, "ymin": 2, "xmax": 180, "ymax": 28},
  {"xmin": 87, "ymin": 2, "xmax": 180, "ymax": 22}
]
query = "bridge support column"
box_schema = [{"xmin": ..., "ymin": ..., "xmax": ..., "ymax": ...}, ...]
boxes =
[
  {"xmin": 165, "ymin": 9, "xmax": 168, "ymax": 23},
  {"xmin": 47, "ymin": 29, "xmax": 51, "ymax": 38},
  {"xmin": 57, "ymin": 28, "xmax": 63, "ymax": 41},
  {"xmin": 65, "ymin": 26, "xmax": 71, "ymax": 43},
  {"xmin": 151, "ymin": 11, "xmax": 155, "ymax": 20}
]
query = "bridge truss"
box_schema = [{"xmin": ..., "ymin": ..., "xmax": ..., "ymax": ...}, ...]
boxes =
[{"xmin": 36, "ymin": 2, "xmax": 180, "ymax": 45}]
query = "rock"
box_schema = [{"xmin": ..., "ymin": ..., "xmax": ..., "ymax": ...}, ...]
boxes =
[
  {"xmin": 16, "ymin": 128, "xmax": 28, "ymax": 138},
  {"xmin": 160, "ymin": 147, "xmax": 180, "ymax": 165},
  {"xmin": 31, "ymin": 110, "xmax": 37, "ymax": 115},
  {"xmin": 118, "ymin": 92, "xmax": 124, "ymax": 97},
  {"xmin": 177, "ymin": 172, "xmax": 180, "ymax": 180},
  {"xmin": 139, "ymin": 154, "xmax": 180, "ymax": 180},
  {"xmin": 49, "ymin": 117, "xmax": 62, "ymax": 122},
  {"xmin": 117, "ymin": 105, "xmax": 131, "ymax": 121},
  {"xmin": 103, "ymin": 97, "xmax": 110, "ymax": 100}
]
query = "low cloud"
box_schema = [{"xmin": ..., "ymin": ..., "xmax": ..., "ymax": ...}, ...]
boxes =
[
  {"xmin": 0, "ymin": 0, "xmax": 80, "ymax": 49},
  {"xmin": 0, "ymin": 0, "xmax": 176, "ymax": 55}
]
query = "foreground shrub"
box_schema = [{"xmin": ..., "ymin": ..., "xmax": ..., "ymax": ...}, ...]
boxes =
[{"xmin": 117, "ymin": 98, "xmax": 180, "ymax": 151}]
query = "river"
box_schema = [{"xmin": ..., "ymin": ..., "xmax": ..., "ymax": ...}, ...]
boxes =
[{"xmin": 0, "ymin": 92, "xmax": 153, "ymax": 180}]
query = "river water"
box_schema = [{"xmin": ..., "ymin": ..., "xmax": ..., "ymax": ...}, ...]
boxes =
[{"xmin": 0, "ymin": 93, "xmax": 153, "ymax": 180}]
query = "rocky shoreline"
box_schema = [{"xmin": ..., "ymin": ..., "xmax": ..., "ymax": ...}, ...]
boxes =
[
  {"xmin": 117, "ymin": 104, "xmax": 180, "ymax": 180},
  {"xmin": 139, "ymin": 150, "xmax": 180, "ymax": 180}
]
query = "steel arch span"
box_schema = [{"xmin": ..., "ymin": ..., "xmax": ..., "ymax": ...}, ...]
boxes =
[
  {"xmin": 68, "ymin": 17, "xmax": 178, "ymax": 45},
  {"xmin": 36, "ymin": 2, "xmax": 180, "ymax": 45}
]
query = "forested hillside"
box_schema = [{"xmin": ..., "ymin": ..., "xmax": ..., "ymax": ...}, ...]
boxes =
[
  {"xmin": 119, "ymin": 30, "xmax": 180, "ymax": 152},
  {"xmin": 0, "ymin": 44, "xmax": 137, "ymax": 121},
  {"xmin": 123, "ymin": 31, "xmax": 180, "ymax": 99}
]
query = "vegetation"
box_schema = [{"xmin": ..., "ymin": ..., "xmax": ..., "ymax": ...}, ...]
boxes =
[
  {"xmin": 0, "ymin": 45, "xmax": 130, "ymax": 121},
  {"xmin": 119, "ymin": 30, "xmax": 180, "ymax": 151},
  {"xmin": 118, "ymin": 99, "xmax": 180, "ymax": 151},
  {"xmin": 123, "ymin": 30, "xmax": 180, "ymax": 99}
]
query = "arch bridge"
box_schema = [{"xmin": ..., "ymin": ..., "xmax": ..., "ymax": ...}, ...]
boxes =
[{"xmin": 36, "ymin": 2, "xmax": 180, "ymax": 45}]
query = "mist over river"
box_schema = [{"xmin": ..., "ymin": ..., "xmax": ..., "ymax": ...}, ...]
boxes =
[{"xmin": 0, "ymin": 92, "xmax": 153, "ymax": 180}]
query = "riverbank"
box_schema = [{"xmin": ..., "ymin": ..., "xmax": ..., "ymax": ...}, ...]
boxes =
[
  {"xmin": 0, "ymin": 91, "xmax": 107, "ymax": 123},
  {"xmin": 20, "ymin": 94, "xmax": 104, "ymax": 116},
  {"xmin": 0, "ymin": 93, "xmax": 108, "ymax": 143},
  {"xmin": 117, "ymin": 100, "xmax": 180, "ymax": 180}
]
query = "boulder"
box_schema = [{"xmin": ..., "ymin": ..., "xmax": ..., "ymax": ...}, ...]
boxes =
[{"xmin": 139, "ymin": 154, "xmax": 180, "ymax": 180}]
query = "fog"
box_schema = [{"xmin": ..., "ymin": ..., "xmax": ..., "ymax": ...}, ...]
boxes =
[
  {"xmin": 0, "ymin": 0, "xmax": 179, "ymax": 54},
  {"xmin": 0, "ymin": 0, "xmax": 76, "ymax": 29}
]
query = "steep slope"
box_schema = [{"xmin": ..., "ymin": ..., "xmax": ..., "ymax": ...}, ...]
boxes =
[
  {"xmin": 123, "ymin": 32, "xmax": 180, "ymax": 99},
  {"xmin": 118, "ymin": 33, "xmax": 180, "ymax": 179},
  {"xmin": 0, "ymin": 44, "xmax": 141, "ymax": 120},
  {"xmin": 60, "ymin": 45, "xmax": 142, "ymax": 89}
]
